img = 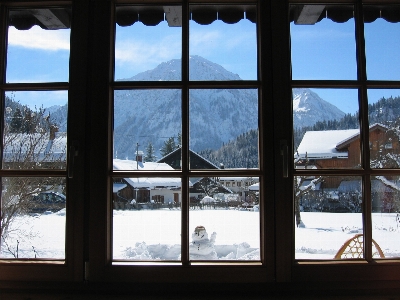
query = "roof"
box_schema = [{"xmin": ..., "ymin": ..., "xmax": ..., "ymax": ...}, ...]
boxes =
[
  {"xmin": 297, "ymin": 124, "xmax": 388, "ymax": 160},
  {"xmin": 297, "ymin": 129, "xmax": 359, "ymax": 159},
  {"xmin": 113, "ymin": 159, "xmax": 182, "ymax": 189},
  {"xmin": 338, "ymin": 179, "xmax": 400, "ymax": 193},
  {"xmin": 3, "ymin": 132, "xmax": 67, "ymax": 162},
  {"xmin": 113, "ymin": 159, "xmax": 174, "ymax": 171},
  {"xmin": 157, "ymin": 147, "xmax": 220, "ymax": 170}
]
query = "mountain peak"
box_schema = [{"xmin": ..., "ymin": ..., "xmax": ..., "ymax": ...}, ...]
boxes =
[
  {"xmin": 123, "ymin": 56, "xmax": 242, "ymax": 81},
  {"xmin": 293, "ymin": 88, "xmax": 345, "ymax": 128}
]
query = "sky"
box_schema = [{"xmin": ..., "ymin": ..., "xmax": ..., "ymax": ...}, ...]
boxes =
[{"xmin": 5, "ymin": 7, "xmax": 400, "ymax": 115}]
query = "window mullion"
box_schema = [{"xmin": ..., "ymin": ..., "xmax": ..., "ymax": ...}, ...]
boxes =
[
  {"xmin": 181, "ymin": 0, "xmax": 190, "ymax": 266},
  {"xmin": 354, "ymin": 0, "xmax": 372, "ymax": 262}
]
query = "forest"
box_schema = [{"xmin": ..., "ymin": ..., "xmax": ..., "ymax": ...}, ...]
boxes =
[{"xmin": 199, "ymin": 95, "xmax": 400, "ymax": 169}]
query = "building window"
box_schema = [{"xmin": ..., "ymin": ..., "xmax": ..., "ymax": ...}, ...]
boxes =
[
  {"xmin": 111, "ymin": 3, "xmax": 261, "ymax": 264},
  {"xmin": 1, "ymin": 7, "xmax": 70, "ymax": 261},
  {"xmin": 291, "ymin": 3, "xmax": 400, "ymax": 261}
]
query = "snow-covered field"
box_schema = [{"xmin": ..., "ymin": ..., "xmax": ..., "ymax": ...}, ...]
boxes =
[
  {"xmin": 296, "ymin": 212, "xmax": 400, "ymax": 259},
  {"xmin": 1, "ymin": 209, "xmax": 399, "ymax": 260}
]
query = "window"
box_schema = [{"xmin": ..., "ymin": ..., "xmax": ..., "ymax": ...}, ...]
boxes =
[
  {"xmin": 291, "ymin": 3, "xmax": 400, "ymax": 265},
  {"xmin": 1, "ymin": 0, "xmax": 400, "ymax": 289},
  {"xmin": 0, "ymin": 3, "xmax": 86, "ymax": 282},
  {"xmin": 1, "ymin": 7, "xmax": 70, "ymax": 258},
  {"xmin": 111, "ymin": 3, "xmax": 261, "ymax": 264}
]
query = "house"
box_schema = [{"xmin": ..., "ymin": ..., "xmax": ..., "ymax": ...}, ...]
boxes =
[
  {"xmin": 158, "ymin": 147, "xmax": 233, "ymax": 201},
  {"xmin": 113, "ymin": 157, "xmax": 182, "ymax": 206},
  {"xmin": 3, "ymin": 126, "xmax": 67, "ymax": 169},
  {"xmin": 296, "ymin": 123, "xmax": 399, "ymax": 170},
  {"xmin": 157, "ymin": 147, "xmax": 220, "ymax": 169},
  {"xmin": 296, "ymin": 124, "xmax": 400, "ymax": 211},
  {"xmin": 218, "ymin": 176, "xmax": 259, "ymax": 201}
]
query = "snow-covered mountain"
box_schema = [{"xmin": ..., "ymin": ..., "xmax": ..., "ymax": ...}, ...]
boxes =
[
  {"xmin": 45, "ymin": 57, "xmax": 346, "ymax": 160},
  {"xmin": 113, "ymin": 56, "xmax": 257, "ymax": 159},
  {"xmin": 293, "ymin": 88, "xmax": 345, "ymax": 128}
]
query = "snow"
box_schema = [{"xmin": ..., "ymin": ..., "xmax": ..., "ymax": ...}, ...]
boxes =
[
  {"xmin": 113, "ymin": 159, "xmax": 182, "ymax": 188},
  {"xmin": 296, "ymin": 212, "xmax": 400, "ymax": 259},
  {"xmin": 297, "ymin": 129, "xmax": 359, "ymax": 159},
  {"xmin": 2, "ymin": 210, "xmax": 399, "ymax": 261}
]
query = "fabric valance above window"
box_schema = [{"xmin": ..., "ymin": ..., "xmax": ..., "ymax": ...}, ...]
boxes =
[{"xmin": 290, "ymin": 5, "xmax": 400, "ymax": 25}]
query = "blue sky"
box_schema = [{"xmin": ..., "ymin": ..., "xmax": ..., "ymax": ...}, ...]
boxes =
[{"xmin": 5, "ymin": 11, "xmax": 400, "ymax": 115}]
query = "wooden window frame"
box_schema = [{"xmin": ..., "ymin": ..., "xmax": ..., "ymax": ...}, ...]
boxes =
[
  {"xmin": 0, "ymin": 0, "xmax": 399, "ymax": 290},
  {"xmin": 0, "ymin": 0, "xmax": 86, "ymax": 283},
  {"xmin": 289, "ymin": 0, "xmax": 400, "ymax": 284}
]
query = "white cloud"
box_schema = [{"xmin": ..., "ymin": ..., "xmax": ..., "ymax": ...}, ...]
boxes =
[
  {"xmin": 189, "ymin": 30, "xmax": 221, "ymax": 53},
  {"xmin": 115, "ymin": 34, "xmax": 181, "ymax": 72},
  {"xmin": 8, "ymin": 26, "xmax": 70, "ymax": 51}
]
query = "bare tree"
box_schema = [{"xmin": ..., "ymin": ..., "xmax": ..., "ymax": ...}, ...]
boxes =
[
  {"xmin": 0, "ymin": 104, "xmax": 66, "ymax": 257},
  {"xmin": 294, "ymin": 152, "xmax": 323, "ymax": 227}
]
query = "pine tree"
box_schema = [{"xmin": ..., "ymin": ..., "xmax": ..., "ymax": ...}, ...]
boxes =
[
  {"xmin": 160, "ymin": 137, "xmax": 177, "ymax": 157},
  {"xmin": 144, "ymin": 142, "xmax": 157, "ymax": 162},
  {"xmin": 9, "ymin": 108, "xmax": 23, "ymax": 133}
]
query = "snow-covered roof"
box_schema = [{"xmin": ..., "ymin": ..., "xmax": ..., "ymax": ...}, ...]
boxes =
[
  {"xmin": 219, "ymin": 177, "xmax": 258, "ymax": 181},
  {"xmin": 3, "ymin": 132, "xmax": 67, "ymax": 162},
  {"xmin": 297, "ymin": 124, "xmax": 389, "ymax": 160},
  {"xmin": 249, "ymin": 182, "xmax": 259, "ymax": 191},
  {"xmin": 113, "ymin": 183, "xmax": 127, "ymax": 193},
  {"xmin": 113, "ymin": 159, "xmax": 182, "ymax": 189},
  {"xmin": 338, "ymin": 179, "xmax": 400, "ymax": 193},
  {"xmin": 297, "ymin": 129, "xmax": 359, "ymax": 159},
  {"xmin": 113, "ymin": 159, "xmax": 174, "ymax": 171}
]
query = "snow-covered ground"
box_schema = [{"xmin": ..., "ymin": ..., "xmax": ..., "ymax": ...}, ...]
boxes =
[
  {"xmin": 1, "ymin": 209, "xmax": 399, "ymax": 260},
  {"xmin": 296, "ymin": 212, "xmax": 400, "ymax": 259}
]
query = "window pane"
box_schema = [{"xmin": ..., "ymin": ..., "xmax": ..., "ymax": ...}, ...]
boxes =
[
  {"xmin": 294, "ymin": 88, "xmax": 360, "ymax": 169},
  {"xmin": 295, "ymin": 176, "xmax": 363, "ymax": 260},
  {"xmin": 115, "ymin": 6, "xmax": 182, "ymax": 81},
  {"xmin": 189, "ymin": 5, "xmax": 257, "ymax": 81},
  {"xmin": 364, "ymin": 6, "xmax": 400, "ymax": 80},
  {"xmin": 368, "ymin": 89, "xmax": 400, "ymax": 169},
  {"xmin": 290, "ymin": 5, "xmax": 356, "ymax": 80},
  {"xmin": 113, "ymin": 89, "xmax": 181, "ymax": 165},
  {"xmin": 189, "ymin": 177, "xmax": 260, "ymax": 261},
  {"xmin": 189, "ymin": 89, "xmax": 259, "ymax": 170},
  {"xmin": 3, "ymin": 91, "xmax": 68, "ymax": 170},
  {"xmin": 112, "ymin": 177, "xmax": 181, "ymax": 261},
  {"xmin": 0, "ymin": 177, "xmax": 66, "ymax": 259},
  {"xmin": 371, "ymin": 176, "xmax": 400, "ymax": 258},
  {"xmin": 7, "ymin": 8, "xmax": 70, "ymax": 83}
]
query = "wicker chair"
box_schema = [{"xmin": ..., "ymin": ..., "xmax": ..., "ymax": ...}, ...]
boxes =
[{"xmin": 334, "ymin": 233, "xmax": 385, "ymax": 259}]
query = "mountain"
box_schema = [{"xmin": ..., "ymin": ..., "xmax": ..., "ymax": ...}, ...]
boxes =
[
  {"xmin": 292, "ymin": 88, "xmax": 345, "ymax": 128},
  {"xmin": 42, "ymin": 57, "xmax": 348, "ymax": 161},
  {"xmin": 113, "ymin": 56, "xmax": 257, "ymax": 159}
]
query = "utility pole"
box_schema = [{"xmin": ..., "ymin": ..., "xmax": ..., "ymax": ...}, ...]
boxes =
[{"xmin": 136, "ymin": 142, "xmax": 139, "ymax": 169}]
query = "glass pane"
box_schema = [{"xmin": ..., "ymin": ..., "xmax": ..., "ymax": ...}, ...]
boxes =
[
  {"xmin": 189, "ymin": 5, "xmax": 257, "ymax": 80},
  {"xmin": 189, "ymin": 177, "xmax": 260, "ymax": 261},
  {"xmin": 189, "ymin": 89, "xmax": 259, "ymax": 170},
  {"xmin": 294, "ymin": 88, "xmax": 360, "ymax": 169},
  {"xmin": 295, "ymin": 176, "xmax": 363, "ymax": 260},
  {"xmin": 115, "ymin": 5, "xmax": 182, "ymax": 81},
  {"xmin": 0, "ymin": 177, "xmax": 66, "ymax": 259},
  {"xmin": 3, "ymin": 91, "xmax": 68, "ymax": 170},
  {"xmin": 368, "ymin": 89, "xmax": 400, "ymax": 169},
  {"xmin": 364, "ymin": 6, "xmax": 400, "ymax": 80},
  {"xmin": 290, "ymin": 5, "xmax": 356, "ymax": 80},
  {"xmin": 371, "ymin": 176, "xmax": 400, "ymax": 258},
  {"xmin": 112, "ymin": 177, "xmax": 181, "ymax": 261},
  {"xmin": 7, "ymin": 8, "xmax": 71, "ymax": 83},
  {"xmin": 113, "ymin": 89, "xmax": 181, "ymax": 165}
]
